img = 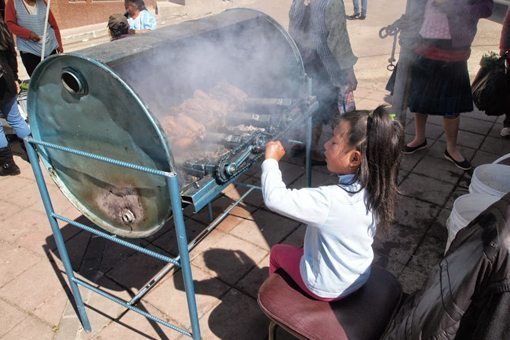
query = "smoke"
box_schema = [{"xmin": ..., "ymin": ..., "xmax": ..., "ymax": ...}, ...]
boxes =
[{"xmin": 105, "ymin": 9, "xmax": 308, "ymax": 187}]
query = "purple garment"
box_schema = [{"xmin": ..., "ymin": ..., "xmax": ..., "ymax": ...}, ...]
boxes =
[
  {"xmin": 408, "ymin": 0, "xmax": 493, "ymax": 49},
  {"xmin": 443, "ymin": 0, "xmax": 493, "ymax": 48}
]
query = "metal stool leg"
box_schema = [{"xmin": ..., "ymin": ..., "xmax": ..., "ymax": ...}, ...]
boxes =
[{"xmin": 268, "ymin": 320, "xmax": 278, "ymax": 340}]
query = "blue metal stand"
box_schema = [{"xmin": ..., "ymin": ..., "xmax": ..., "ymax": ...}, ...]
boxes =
[{"xmin": 25, "ymin": 138, "xmax": 201, "ymax": 339}]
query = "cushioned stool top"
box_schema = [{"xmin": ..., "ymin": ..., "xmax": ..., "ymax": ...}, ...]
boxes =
[{"xmin": 258, "ymin": 266, "xmax": 402, "ymax": 340}]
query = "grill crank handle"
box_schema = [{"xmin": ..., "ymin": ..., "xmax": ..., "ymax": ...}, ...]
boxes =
[{"xmin": 253, "ymin": 139, "xmax": 304, "ymax": 152}]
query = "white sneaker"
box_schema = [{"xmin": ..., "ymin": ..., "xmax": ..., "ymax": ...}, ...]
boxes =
[{"xmin": 501, "ymin": 127, "xmax": 510, "ymax": 137}]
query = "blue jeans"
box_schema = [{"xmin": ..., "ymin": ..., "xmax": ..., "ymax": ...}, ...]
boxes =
[
  {"xmin": 0, "ymin": 97, "xmax": 31, "ymax": 148},
  {"xmin": 353, "ymin": 0, "xmax": 367, "ymax": 16}
]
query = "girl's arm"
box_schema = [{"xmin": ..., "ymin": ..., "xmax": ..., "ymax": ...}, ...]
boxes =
[{"xmin": 261, "ymin": 159, "xmax": 330, "ymax": 226}]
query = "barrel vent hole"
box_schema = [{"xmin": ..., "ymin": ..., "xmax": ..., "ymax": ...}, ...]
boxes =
[{"xmin": 61, "ymin": 69, "xmax": 85, "ymax": 95}]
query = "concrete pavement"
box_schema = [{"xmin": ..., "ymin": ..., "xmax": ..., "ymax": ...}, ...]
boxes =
[{"xmin": 1, "ymin": 0, "xmax": 509, "ymax": 339}]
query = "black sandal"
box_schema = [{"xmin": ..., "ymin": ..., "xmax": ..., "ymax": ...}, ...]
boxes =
[
  {"xmin": 444, "ymin": 149, "xmax": 472, "ymax": 171},
  {"xmin": 402, "ymin": 140, "xmax": 428, "ymax": 154}
]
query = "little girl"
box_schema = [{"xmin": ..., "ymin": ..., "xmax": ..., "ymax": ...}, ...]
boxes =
[{"xmin": 261, "ymin": 105, "xmax": 403, "ymax": 301}]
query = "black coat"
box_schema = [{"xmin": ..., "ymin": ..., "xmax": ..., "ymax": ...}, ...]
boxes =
[
  {"xmin": 382, "ymin": 192, "xmax": 510, "ymax": 340},
  {"xmin": 0, "ymin": 46, "xmax": 17, "ymax": 106}
]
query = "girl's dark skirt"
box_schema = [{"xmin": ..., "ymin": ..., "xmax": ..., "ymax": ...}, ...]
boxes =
[{"xmin": 408, "ymin": 56, "xmax": 473, "ymax": 117}]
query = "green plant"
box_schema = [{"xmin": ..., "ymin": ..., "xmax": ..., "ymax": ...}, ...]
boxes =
[{"xmin": 19, "ymin": 79, "xmax": 30, "ymax": 92}]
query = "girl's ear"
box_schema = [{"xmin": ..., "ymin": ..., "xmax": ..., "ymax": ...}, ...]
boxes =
[{"xmin": 349, "ymin": 150, "xmax": 362, "ymax": 168}]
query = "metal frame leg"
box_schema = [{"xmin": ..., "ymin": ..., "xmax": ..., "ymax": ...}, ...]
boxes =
[
  {"xmin": 25, "ymin": 140, "xmax": 92, "ymax": 332},
  {"xmin": 305, "ymin": 75, "xmax": 314, "ymax": 188},
  {"xmin": 168, "ymin": 175, "xmax": 201, "ymax": 340},
  {"xmin": 305, "ymin": 114, "xmax": 312, "ymax": 188},
  {"xmin": 207, "ymin": 202, "xmax": 214, "ymax": 222}
]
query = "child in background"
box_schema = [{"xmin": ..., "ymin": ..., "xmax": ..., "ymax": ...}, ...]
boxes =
[
  {"xmin": 261, "ymin": 106, "xmax": 403, "ymax": 300},
  {"xmin": 108, "ymin": 14, "xmax": 130, "ymax": 41}
]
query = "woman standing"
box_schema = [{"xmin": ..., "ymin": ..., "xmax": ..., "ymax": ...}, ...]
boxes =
[
  {"xmin": 5, "ymin": 0, "xmax": 63, "ymax": 77},
  {"xmin": 402, "ymin": 0, "xmax": 493, "ymax": 170},
  {"xmin": 288, "ymin": 0, "xmax": 358, "ymax": 164},
  {"xmin": 0, "ymin": 18, "xmax": 31, "ymax": 176},
  {"xmin": 124, "ymin": 0, "xmax": 156, "ymax": 34}
]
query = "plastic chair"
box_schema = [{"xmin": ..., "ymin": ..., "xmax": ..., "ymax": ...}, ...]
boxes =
[{"xmin": 257, "ymin": 266, "xmax": 402, "ymax": 340}]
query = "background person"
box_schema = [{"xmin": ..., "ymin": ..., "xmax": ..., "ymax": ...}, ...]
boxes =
[
  {"xmin": 400, "ymin": 0, "xmax": 493, "ymax": 171},
  {"xmin": 262, "ymin": 106, "xmax": 403, "ymax": 301},
  {"xmin": 124, "ymin": 0, "xmax": 156, "ymax": 34},
  {"xmin": 0, "ymin": 18, "xmax": 30, "ymax": 176},
  {"xmin": 108, "ymin": 13, "xmax": 129, "ymax": 41},
  {"xmin": 347, "ymin": 0, "xmax": 367, "ymax": 20},
  {"xmin": 289, "ymin": 0, "xmax": 358, "ymax": 165},
  {"xmin": 5, "ymin": 0, "xmax": 63, "ymax": 77}
]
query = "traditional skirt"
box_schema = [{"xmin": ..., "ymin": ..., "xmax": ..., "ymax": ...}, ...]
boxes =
[{"xmin": 408, "ymin": 55, "xmax": 473, "ymax": 116}]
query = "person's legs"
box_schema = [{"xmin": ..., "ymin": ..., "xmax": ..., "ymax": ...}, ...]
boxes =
[
  {"xmin": 501, "ymin": 114, "xmax": 510, "ymax": 137},
  {"xmin": 443, "ymin": 116, "xmax": 467, "ymax": 162},
  {"xmin": 269, "ymin": 244, "xmax": 338, "ymax": 302},
  {"xmin": 0, "ymin": 120, "xmax": 8, "ymax": 150},
  {"xmin": 269, "ymin": 244, "xmax": 303, "ymax": 276},
  {"xmin": 361, "ymin": 0, "xmax": 367, "ymax": 16},
  {"xmin": 443, "ymin": 116, "xmax": 460, "ymax": 158},
  {"xmin": 20, "ymin": 52, "xmax": 41, "ymax": 77},
  {"xmin": 352, "ymin": 0, "xmax": 360, "ymax": 15},
  {"xmin": 311, "ymin": 125, "xmax": 325, "ymax": 162},
  {"xmin": 406, "ymin": 112, "xmax": 428, "ymax": 147},
  {"xmin": 4, "ymin": 97, "xmax": 30, "ymax": 141},
  {"xmin": 0, "ymin": 103, "xmax": 20, "ymax": 176},
  {"xmin": 347, "ymin": 0, "xmax": 362, "ymax": 19}
]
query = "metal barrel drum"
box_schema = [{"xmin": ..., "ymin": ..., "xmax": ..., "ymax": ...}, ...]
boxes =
[{"xmin": 27, "ymin": 8, "xmax": 307, "ymax": 238}]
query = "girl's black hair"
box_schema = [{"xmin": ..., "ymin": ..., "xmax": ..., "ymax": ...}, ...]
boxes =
[
  {"xmin": 125, "ymin": 0, "xmax": 147, "ymax": 11},
  {"xmin": 339, "ymin": 105, "xmax": 404, "ymax": 230}
]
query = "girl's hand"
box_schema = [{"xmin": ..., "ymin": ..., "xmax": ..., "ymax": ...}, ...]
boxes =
[{"xmin": 265, "ymin": 140, "xmax": 285, "ymax": 161}]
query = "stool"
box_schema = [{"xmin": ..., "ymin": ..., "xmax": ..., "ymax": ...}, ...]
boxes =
[{"xmin": 257, "ymin": 266, "xmax": 402, "ymax": 340}]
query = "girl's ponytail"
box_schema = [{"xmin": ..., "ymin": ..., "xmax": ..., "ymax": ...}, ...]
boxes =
[{"xmin": 341, "ymin": 105, "xmax": 404, "ymax": 230}]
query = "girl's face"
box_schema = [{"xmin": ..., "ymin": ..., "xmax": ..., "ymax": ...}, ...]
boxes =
[{"xmin": 323, "ymin": 120, "xmax": 361, "ymax": 175}]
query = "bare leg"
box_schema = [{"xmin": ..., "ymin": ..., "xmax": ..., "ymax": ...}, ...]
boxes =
[
  {"xmin": 443, "ymin": 116, "xmax": 465, "ymax": 161},
  {"xmin": 312, "ymin": 125, "xmax": 324, "ymax": 160},
  {"xmin": 406, "ymin": 112, "xmax": 428, "ymax": 147}
]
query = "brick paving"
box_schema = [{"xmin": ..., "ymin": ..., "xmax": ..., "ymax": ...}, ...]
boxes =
[{"xmin": 1, "ymin": 0, "xmax": 509, "ymax": 339}]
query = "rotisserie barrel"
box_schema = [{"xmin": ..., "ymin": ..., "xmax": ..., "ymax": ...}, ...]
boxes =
[{"xmin": 27, "ymin": 8, "xmax": 308, "ymax": 238}]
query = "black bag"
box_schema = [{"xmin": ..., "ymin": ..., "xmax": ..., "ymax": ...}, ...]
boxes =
[{"xmin": 471, "ymin": 55, "xmax": 510, "ymax": 116}]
